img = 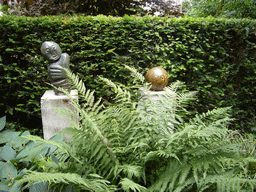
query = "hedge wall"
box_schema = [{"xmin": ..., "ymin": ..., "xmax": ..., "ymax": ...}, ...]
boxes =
[{"xmin": 0, "ymin": 15, "xmax": 256, "ymax": 135}]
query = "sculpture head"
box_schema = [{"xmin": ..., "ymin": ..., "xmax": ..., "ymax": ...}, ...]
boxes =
[{"xmin": 40, "ymin": 41, "xmax": 62, "ymax": 62}]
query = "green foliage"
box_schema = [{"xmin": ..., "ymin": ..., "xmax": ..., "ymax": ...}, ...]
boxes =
[
  {"xmin": 0, "ymin": 15, "xmax": 256, "ymax": 133},
  {"xmin": 1, "ymin": 0, "xmax": 138, "ymax": 16},
  {"xmin": 131, "ymin": 0, "xmax": 185, "ymax": 17},
  {"xmin": 14, "ymin": 171, "xmax": 113, "ymax": 191},
  {"xmin": 54, "ymin": 0, "xmax": 136, "ymax": 16},
  {"xmin": 184, "ymin": 0, "xmax": 256, "ymax": 19},
  {"xmin": 0, "ymin": 116, "xmax": 6, "ymax": 131},
  {"xmin": 0, "ymin": 0, "xmax": 184, "ymax": 17},
  {"xmin": 0, "ymin": 117, "xmax": 63, "ymax": 192},
  {"xmin": 13, "ymin": 67, "xmax": 256, "ymax": 191},
  {"xmin": 0, "ymin": 0, "xmax": 75, "ymax": 16}
]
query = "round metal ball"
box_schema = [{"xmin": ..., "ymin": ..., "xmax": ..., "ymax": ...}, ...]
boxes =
[{"xmin": 145, "ymin": 66, "xmax": 169, "ymax": 91}]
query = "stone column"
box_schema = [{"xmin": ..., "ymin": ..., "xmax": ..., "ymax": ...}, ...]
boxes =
[
  {"xmin": 138, "ymin": 88, "xmax": 174, "ymax": 134},
  {"xmin": 41, "ymin": 90, "xmax": 78, "ymax": 142}
]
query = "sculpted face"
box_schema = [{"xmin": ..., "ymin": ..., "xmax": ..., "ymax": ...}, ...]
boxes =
[{"xmin": 41, "ymin": 41, "xmax": 62, "ymax": 61}]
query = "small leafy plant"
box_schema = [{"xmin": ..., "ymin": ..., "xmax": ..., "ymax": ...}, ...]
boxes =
[
  {"xmin": 0, "ymin": 115, "xmax": 64, "ymax": 192},
  {"xmin": 11, "ymin": 66, "xmax": 256, "ymax": 191}
]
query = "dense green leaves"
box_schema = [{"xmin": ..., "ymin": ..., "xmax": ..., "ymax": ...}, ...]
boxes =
[
  {"xmin": 12, "ymin": 68, "xmax": 256, "ymax": 191},
  {"xmin": 0, "ymin": 122, "xmax": 64, "ymax": 192},
  {"xmin": 184, "ymin": 0, "xmax": 256, "ymax": 19},
  {"xmin": 0, "ymin": 146, "xmax": 16, "ymax": 162},
  {"xmin": 0, "ymin": 15, "xmax": 256, "ymax": 133},
  {"xmin": 1, "ymin": 0, "xmax": 185, "ymax": 17},
  {"xmin": 0, "ymin": 116, "xmax": 6, "ymax": 131}
]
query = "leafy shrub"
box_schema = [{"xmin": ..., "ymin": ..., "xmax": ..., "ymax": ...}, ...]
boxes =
[
  {"xmin": 11, "ymin": 67, "xmax": 256, "ymax": 191},
  {"xmin": 135, "ymin": 0, "xmax": 185, "ymax": 17},
  {"xmin": 0, "ymin": 0, "xmax": 75, "ymax": 16},
  {"xmin": 0, "ymin": 0, "xmax": 28, "ymax": 16},
  {"xmin": 184, "ymin": 0, "xmax": 256, "ymax": 19},
  {"xmin": 24, "ymin": 0, "xmax": 76, "ymax": 16},
  {"xmin": 1, "ymin": 0, "xmax": 185, "ymax": 17},
  {"xmin": 0, "ymin": 115, "xmax": 64, "ymax": 192},
  {"xmin": 1, "ymin": 0, "xmax": 137, "ymax": 16},
  {"xmin": 54, "ymin": 0, "xmax": 135, "ymax": 16},
  {"xmin": 0, "ymin": 15, "xmax": 256, "ymax": 134}
]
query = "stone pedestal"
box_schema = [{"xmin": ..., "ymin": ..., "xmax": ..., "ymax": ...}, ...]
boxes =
[
  {"xmin": 41, "ymin": 90, "xmax": 78, "ymax": 142},
  {"xmin": 138, "ymin": 88, "xmax": 166, "ymax": 103},
  {"xmin": 138, "ymin": 88, "xmax": 174, "ymax": 133}
]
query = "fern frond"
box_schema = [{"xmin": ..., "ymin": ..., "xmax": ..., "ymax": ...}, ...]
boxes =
[
  {"xmin": 166, "ymin": 80, "xmax": 184, "ymax": 93},
  {"xmin": 178, "ymin": 163, "xmax": 192, "ymax": 186},
  {"xmin": 13, "ymin": 171, "xmax": 113, "ymax": 192},
  {"xmin": 55, "ymin": 71, "xmax": 118, "ymax": 172},
  {"xmin": 64, "ymin": 68, "xmax": 88, "ymax": 96},
  {"xmin": 21, "ymin": 135, "xmax": 81, "ymax": 164},
  {"xmin": 201, "ymin": 172, "xmax": 256, "ymax": 192},
  {"xmin": 124, "ymin": 64, "xmax": 145, "ymax": 84},
  {"xmin": 120, "ymin": 178, "xmax": 148, "ymax": 192},
  {"xmin": 176, "ymin": 90, "xmax": 197, "ymax": 106},
  {"xmin": 189, "ymin": 107, "xmax": 234, "ymax": 126},
  {"xmin": 98, "ymin": 76, "xmax": 132, "ymax": 102},
  {"xmin": 63, "ymin": 68, "xmax": 104, "ymax": 113},
  {"xmin": 145, "ymin": 150, "xmax": 180, "ymax": 163},
  {"xmin": 114, "ymin": 164, "xmax": 145, "ymax": 181},
  {"xmin": 148, "ymin": 159, "xmax": 183, "ymax": 192}
]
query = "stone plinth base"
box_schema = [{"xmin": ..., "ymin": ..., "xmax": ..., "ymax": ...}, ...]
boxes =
[
  {"xmin": 138, "ymin": 88, "xmax": 166, "ymax": 102},
  {"xmin": 41, "ymin": 90, "xmax": 78, "ymax": 142},
  {"xmin": 138, "ymin": 88, "xmax": 174, "ymax": 133}
]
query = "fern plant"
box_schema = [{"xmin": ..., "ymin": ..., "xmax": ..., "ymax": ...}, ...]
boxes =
[{"xmin": 12, "ymin": 66, "xmax": 256, "ymax": 191}]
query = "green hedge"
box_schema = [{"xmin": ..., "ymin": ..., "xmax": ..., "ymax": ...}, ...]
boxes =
[{"xmin": 0, "ymin": 15, "xmax": 256, "ymax": 134}]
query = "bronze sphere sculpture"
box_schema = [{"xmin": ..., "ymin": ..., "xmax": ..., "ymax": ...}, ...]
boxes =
[{"xmin": 145, "ymin": 66, "xmax": 169, "ymax": 91}]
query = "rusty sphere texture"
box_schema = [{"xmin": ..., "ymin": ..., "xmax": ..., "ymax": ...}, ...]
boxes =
[{"xmin": 145, "ymin": 66, "xmax": 169, "ymax": 91}]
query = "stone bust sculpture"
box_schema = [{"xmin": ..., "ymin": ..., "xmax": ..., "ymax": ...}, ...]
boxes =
[{"xmin": 41, "ymin": 41, "xmax": 71, "ymax": 95}]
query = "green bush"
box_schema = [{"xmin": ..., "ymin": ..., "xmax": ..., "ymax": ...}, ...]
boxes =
[
  {"xmin": 1, "ymin": 0, "xmax": 184, "ymax": 17},
  {"xmin": 184, "ymin": 0, "xmax": 256, "ymax": 19},
  {"xmin": 11, "ymin": 68, "xmax": 256, "ymax": 191},
  {"xmin": 0, "ymin": 115, "xmax": 64, "ymax": 192},
  {"xmin": 0, "ymin": 15, "xmax": 256, "ymax": 133}
]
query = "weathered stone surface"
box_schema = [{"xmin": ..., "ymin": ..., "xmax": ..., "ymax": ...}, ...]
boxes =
[
  {"xmin": 41, "ymin": 90, "xmax": 78, "ymax": 141},
  {"xmin": 138, "ymin": 88, "xmax": 174, "ymax": 133}
]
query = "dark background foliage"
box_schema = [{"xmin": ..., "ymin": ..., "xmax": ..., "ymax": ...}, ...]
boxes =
[
  {"xmin": 0, "ymin": 0, "xmax": 185, "ymax": 17},
  {"xmin": 0, "ymin": 15, "xmax": 256, "ymax": 136}
]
